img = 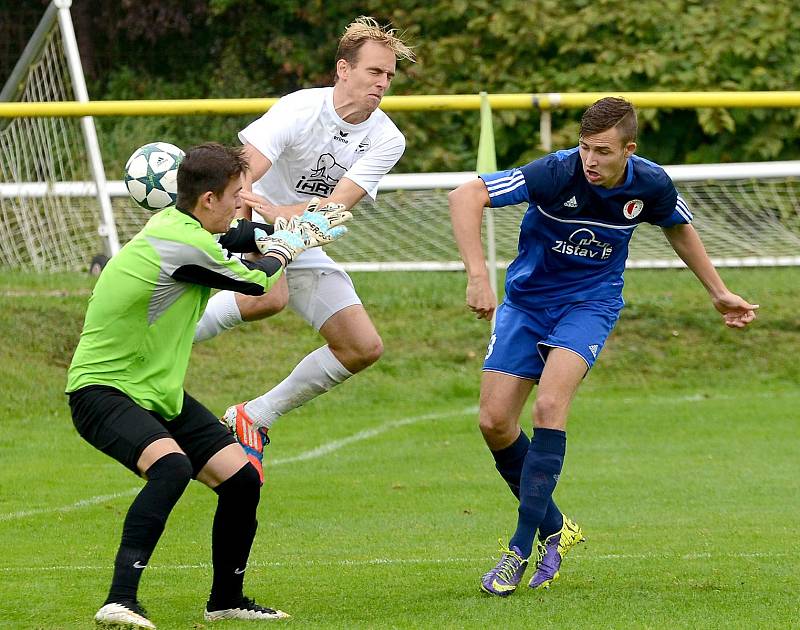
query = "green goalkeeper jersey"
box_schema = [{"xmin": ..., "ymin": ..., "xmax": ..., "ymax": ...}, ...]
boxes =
[{"xmin": 66, "ymin": 206, "xmax": 278, "ymax": 419}]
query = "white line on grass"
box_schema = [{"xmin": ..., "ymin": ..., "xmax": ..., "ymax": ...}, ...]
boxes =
[
  {"xmin": 0, "ymin": 489, "xmax": 140, "ymax": 522},
  {"xmin": 0, "ymin": 407, "xmax": 478, "ymax": 523},
  {"xmin": 270, "ymin": 406, "xmax": 478, "ymax": 466},
  {"xmin": 1, "ymin": 550, "xmax": 792, "ymax": 573}
]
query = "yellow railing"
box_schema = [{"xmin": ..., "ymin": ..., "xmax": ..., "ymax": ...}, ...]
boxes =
[{"xmin": 4, "ymin": 91, "xmax": 800, "ymax": 118}]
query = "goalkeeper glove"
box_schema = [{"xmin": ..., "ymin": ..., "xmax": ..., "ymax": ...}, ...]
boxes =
[
  {"xmin": 253, "ymin": 227, "xmax": 306, "ymax": 266},
  {"xmin": 254, "ymin": 199, "xmax": 351, "ymax": 265},
  {"xmin": 304, "ymin": 196, "xmax": 352, "ymax": 229},
  {"xmin": 272, "ymin": 197, "xmax": 352, "ymax": 232}
]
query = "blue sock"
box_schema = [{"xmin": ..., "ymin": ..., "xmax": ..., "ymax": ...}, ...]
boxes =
[
  {"xmin": 538, "ymin": 499, "xmax": 564, "ymax": 540},
  {"xmin": 508, "ymin": 428, "xmax": 566, "ymax": 558},
  {"xmin": 490, "ymin": 431, "xmax": 530, "ymax": 499}
]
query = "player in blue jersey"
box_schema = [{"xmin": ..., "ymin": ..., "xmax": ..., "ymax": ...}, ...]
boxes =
[{"xmin": 448, "ymin": 97, "xmax": 758, "ymax": 597}]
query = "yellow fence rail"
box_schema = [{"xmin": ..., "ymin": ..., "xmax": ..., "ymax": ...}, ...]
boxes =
[{"xmin": 4, "ymin": 91, "xmax": 800, "ymax": 118}]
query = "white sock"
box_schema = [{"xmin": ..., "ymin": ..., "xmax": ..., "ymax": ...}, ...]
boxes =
[
  {"xmin": 245, "ymin": 346, "xmax": 353, "ymax": 429},
  {"xmin": 194, "ymin": 291, "xmax": 243, "ymax": 343}
]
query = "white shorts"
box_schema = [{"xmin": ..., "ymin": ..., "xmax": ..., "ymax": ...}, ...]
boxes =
[{"xmin": 286, "ymin": 266, "xmax": 362, "ymax": 330}]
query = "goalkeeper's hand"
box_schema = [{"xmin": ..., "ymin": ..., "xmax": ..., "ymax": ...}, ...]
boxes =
[
  {"xmin": 295, "ymin": 197, "xmax": 352, "ymax": 247},
  {"xmin": 254, "ymin": 197, "xmax": 351, "ymax": 265},
  {"xmin": 272, "ymin": 197, "xmax": 353, "ymax": 233},
  {"xmin": 304, "ymin": 196, "xmax": 352, "ymax": 229}
]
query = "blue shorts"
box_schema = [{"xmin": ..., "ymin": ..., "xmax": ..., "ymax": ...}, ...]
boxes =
[{"xmin": 483, "ymin": 298, "xmax": 624, "ymax": 380}]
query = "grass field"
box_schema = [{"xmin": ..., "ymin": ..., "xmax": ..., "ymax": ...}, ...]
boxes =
[{"xmin": 1, "ymin": 268, "xmax": 798, "ymax": 629}]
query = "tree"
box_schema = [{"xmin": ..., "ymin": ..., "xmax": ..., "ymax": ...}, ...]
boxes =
[{"xmin": 42, "ymin": 0, "xmax": 800, "ymax": 172}]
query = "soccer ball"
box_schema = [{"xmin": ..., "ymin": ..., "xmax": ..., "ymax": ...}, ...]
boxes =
[{"xmin": 124, "ymin": 142, "xmax": 185, "ymax": 211}]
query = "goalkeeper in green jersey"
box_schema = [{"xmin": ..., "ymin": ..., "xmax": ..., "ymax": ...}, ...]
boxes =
[{"xmin": 66, "ymin": 142, "xmax": 350, "ymax": 628}]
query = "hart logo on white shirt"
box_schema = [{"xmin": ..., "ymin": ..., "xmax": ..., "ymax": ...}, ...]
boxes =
[{"xmin": 294, "ymin": 153, "xmax": 347, "ymax": 197}]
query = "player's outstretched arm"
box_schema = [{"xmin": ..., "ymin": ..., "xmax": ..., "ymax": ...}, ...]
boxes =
[
  {"xmin": 241, "ymin": 177, "xmax": 366, "ymax": 224},
  {"xmin": 662, "ymin": 223, "xmax": 759, "ymax": 329},
  {"xmin": 449, "ymin": 178, "xmax": 496, "ymax": 320},
  {"xmin": 241, "ymin": 190, "xmax": 295, "ymax": 223}
]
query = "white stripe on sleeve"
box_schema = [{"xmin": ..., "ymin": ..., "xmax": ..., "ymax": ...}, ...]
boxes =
[{"xmin": 676, "ymin": 194, "xmax": 693, "ymax": 223}]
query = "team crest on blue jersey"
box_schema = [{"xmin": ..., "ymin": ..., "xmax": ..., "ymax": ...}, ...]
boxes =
[{"xmin": 623, "ymin": 199, "xmax": 644, "ymax": 219}]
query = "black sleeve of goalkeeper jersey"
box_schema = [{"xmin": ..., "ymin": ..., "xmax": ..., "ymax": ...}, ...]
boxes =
[
  {"xmin": 217, "ymin": 219, "xmax": 274, "ymax": 253},
  {"xmin": 171, "ymin": 263, "xmax": 275, "ymax": 295},
  {"xmin": 240, "ymin": 256, "xmax": 284, "ymax": 277}
]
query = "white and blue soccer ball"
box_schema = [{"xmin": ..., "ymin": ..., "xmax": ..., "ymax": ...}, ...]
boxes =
[{"xmin": 124, "ymin": 141, "xmax": 185, "ymax": 211}]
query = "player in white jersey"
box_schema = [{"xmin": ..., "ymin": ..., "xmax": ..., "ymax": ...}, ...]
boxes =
[{"xmin": 194, "ymin": 17, "xmax": 415, "ymax": 479}]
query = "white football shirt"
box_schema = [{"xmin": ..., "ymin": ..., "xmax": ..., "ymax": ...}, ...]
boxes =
[{"xmin": 239, "ymin": 87, "xmax": 405, "ymax": 269}]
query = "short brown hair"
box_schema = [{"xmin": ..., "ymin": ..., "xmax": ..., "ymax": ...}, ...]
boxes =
[
  {"xmin": 580, "ymin": 97, "xmax": 638, "ymax": 144},
  {"xmin": 335, "ymin": 16, "xmax": 416, "ymax": 68},
  {"xmin": 176, "ymin": 143, "xmax": 247, "ymax": 210}
]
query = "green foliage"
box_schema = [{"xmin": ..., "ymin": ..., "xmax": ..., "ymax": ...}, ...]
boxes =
[
  {"xmin": 95, "ymin": 67, "xmax": 254, "ymax": 170},
  {"xmin": 385, "ymin": 0, "xmax": 800, "ymax": 168},
  {"xmin": 73, "ymin": 0, "xmax": 800, "ymax": 173}
]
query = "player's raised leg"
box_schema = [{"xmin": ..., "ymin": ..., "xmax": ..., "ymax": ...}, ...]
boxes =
[
  {"xmin": 235, "ymin": 271, "xmax": 382, "ymax": 431},
  {"xmin": 321, "ymin": 304, "xmax": 384, "ymax": 373}
]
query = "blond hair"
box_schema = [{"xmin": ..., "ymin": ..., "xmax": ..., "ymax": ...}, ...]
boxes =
[{"xmin": 336, "ymin": 16, "xmax": 416, "ymax": 66}]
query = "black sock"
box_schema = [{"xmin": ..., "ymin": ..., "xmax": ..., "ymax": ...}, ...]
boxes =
[
  {"xmin": 208, "ymin": 463, "xmax": 261, "ymax": 608},
  {"xmin": 490, "ymin": 431, "xmax": 530, "ymax": 499},
  {"xmin": 106, "ymin": 453, "xmax": 193, "ymax": 604}
]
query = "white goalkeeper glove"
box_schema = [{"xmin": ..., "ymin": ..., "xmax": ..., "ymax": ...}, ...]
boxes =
[
  {"xmin": 254, "ymin": 198, "xmax": 351, "ymax": 265},
  {"xmin": 272, "ymin": 197, "xmax": 352, "ymax": 232}
]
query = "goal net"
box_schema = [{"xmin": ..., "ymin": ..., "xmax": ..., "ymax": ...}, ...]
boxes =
[
  {"xmin": 0, "ymin": 0, "xmax": 118, "ymax": 272},
  {"xmin": 101, "ymin": 163, "xmax": 800, "ymax": 271},
  {"xmin": 340, "ymin": 165, "xmax": 800, "ymax": 270},
  {"xmin": 2, "ymin": 164, "xmax": 800, "ymax": 273}
]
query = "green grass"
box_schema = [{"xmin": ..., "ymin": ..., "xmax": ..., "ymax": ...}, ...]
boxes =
[{"xmin": 0, "ymin": 268, "xmax": 798, "ymax": 629}]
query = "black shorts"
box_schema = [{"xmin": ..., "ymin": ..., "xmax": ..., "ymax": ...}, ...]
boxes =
[{"xmin": 68, "ymin": 385, "xmax": 236, "ymax": 476}]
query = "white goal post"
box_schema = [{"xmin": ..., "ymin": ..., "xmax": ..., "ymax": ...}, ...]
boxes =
[{"xmin": 0, "ymin": 0, "xmax": 119, "ymax": 272}]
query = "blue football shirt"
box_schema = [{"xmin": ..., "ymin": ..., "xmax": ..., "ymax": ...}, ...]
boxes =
[{"xmin": 481, "ymin": 148, "xmax": 692, "ymax": 310}]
